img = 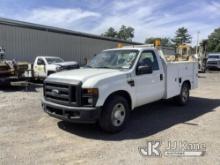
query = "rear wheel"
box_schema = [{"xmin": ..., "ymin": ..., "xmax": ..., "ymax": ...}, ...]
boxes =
[
  {"xmin": 99, "ymin": 96, "xmax": 130, "ymax": 133},
  {"xmin": 175, "ymin": 82, "xmax": 190, "ymax": 106}
]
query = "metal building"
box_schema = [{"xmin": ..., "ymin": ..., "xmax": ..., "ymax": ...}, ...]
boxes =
[{"xmin": 0, "ymin": 18, "xmax": 141, "ymax": 64}]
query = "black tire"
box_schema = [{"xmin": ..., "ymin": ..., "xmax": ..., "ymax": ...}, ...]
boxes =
[
  {"xmin": 99, "ymin": 95, "xmax": 130, "ymax": 133},
  {"xmin": 201, "ymin": 67, "xmax": 206, "ymax": 73},
  {"xmin": 174, "ymin": 82, "xmax": 190, "ymax": 106}
]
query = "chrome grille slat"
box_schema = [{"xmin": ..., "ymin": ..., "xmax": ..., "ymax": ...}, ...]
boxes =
[
  {"xmin": 45, "ymin": 85, "xmax": 69, "ymax": 93},
  {"xmin": 46, "ymin": 98, "xmax": 71, "ymax": 105},
  {"xmin": 207, "ymin": 61, "xmax": 217, "ymax": 64},
  {"xmin": 45, "ymin": 91, "xmax": 69, "ymax": 99}
]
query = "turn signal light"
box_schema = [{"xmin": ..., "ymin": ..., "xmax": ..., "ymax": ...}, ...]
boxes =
[{"xmin": 83, "ymin": 88, "xmax": 99, "ymax": 95}]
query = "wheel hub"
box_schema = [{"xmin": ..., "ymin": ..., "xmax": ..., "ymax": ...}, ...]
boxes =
[{"xmin": 111, "ymin": 103, "xmax": 126, "ymax": 127}]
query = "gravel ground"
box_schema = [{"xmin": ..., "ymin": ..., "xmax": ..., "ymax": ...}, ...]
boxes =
[{"xmin": 0, "ymin": 71, "xmax": 219, "ymax": 165}]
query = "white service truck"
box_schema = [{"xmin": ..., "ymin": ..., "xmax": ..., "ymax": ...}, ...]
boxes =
[
  {"xmin": 32, "ymin": 56, "xmax": 79, "ymax": 79},
  {"xmin": 42, "ymin": 46, "xmax": 198, "ymax": 132}
]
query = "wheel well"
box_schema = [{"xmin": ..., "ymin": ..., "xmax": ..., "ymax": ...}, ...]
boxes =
[
  {"xmin": 183, "ymin": 80, "xmax": 191, "ymax": 89},
  {"xmin": 104, "ymin": 90, "xmax": 132, "ymax": 109}
]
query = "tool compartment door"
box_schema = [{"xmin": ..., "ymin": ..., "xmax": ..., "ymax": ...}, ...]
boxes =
[
  {"xmin": 165, "ymin": 62, "xmax": 197, "ymax": 99},
  {"xmin": 165, "ymin": 63, "xmax": 181, "ymax": 99}
]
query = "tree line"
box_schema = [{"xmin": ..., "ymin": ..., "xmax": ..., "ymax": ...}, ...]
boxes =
[
  {"xmin": 101, "ymin": 25, "xmax": 134, "ymax": 41},
  {"xmin": 101, "ymin": 25, "xmax": 220, "ymax": 52}
]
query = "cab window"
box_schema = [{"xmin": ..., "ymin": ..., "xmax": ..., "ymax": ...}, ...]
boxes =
[
  {"xmin": 37, "ymin": 58, "xmax": 45, "ymax": 65},
  {"xmin": 138, "ymin": 51, "xmax": 159, "ymax": 70}
]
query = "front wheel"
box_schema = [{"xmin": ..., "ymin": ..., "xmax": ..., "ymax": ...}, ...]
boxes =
[
  {"xmin": 175, "ymin": 82, "xmax": 190, "ymax": 106},
  {"xmin": 99, "ymin": 96, "xmax": 130, "ymax": 133}
]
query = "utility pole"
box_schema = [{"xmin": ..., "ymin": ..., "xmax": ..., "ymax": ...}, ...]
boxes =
[{"xmin": 196, "ymin": 31, "xmax": 200, "ymax": 55}]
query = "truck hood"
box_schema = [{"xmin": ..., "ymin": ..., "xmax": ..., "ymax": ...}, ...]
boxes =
[
  {"xmin": 47, "ymin": 68, "xmax": 127, "ymax": 84},
  {"xmin": 55, "ymin": 61, "xmax": 78, "ymax": 67},
  {"xmin": 47, "ymin": 61, "xmax": 79, "ymax": 71}
]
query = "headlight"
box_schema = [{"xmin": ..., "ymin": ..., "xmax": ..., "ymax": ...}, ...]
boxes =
[
  {"xmin": 82, "ymin": 88, "xmax": 99, "ymax": 106},
  {"xmin": 56, "ymin": 66, "xmax": 62, "ymax": 71},
  {"xmin": 88, "ymin": 98, "xmax": 93, "ymax": 104}
]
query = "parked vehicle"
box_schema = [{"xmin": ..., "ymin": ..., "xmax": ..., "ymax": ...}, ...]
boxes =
[
  {"xmin": 42, "ymin": 45, "xmax": 198, "ymax": 133},
  {"xmin": 0, "ymin": 47, "xmax": 29, "ymax": 86},
  {"xmin": 206, "ymin": 53, "xmax": 220, "ymax": 69},
  {"xmin": 26, "ymin": 56, "xmax": 79, "ymax": 79},
  {"xmin": 196, "ymin": 40, "xmax": 208, "ymax": 73}
]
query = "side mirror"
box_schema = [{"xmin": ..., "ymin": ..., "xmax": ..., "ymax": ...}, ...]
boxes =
[{"xmin": 136, "ymin": 65, "xmax": 152, "ymax": 75}]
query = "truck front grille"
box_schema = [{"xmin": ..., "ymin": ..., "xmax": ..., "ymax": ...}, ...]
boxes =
[
  {"xmin": 207, "ymin": 61, "xmax": 217, "ymax": 65},
  {"xmin": 44, "ymin": 82, "xmax": 81, "ymax": 106}
]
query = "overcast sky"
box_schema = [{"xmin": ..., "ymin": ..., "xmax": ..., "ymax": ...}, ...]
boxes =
[{"xmin": 0, "ymin": 0, "xmax": 220, "ymax": 44}]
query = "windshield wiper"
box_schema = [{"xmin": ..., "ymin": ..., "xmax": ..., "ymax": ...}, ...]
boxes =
[
  {"xmin": 94, "ymin": 66, "xmax": 111, "ymax": 69},
  {"xmin": 84, "ymin": 65, "xmax": 93, "ymax": 68}
]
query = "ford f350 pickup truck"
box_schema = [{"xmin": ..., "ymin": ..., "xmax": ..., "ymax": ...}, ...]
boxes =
[{"xmin": 42, "ymin": 45, "xmax": 198, "ymax": 132}]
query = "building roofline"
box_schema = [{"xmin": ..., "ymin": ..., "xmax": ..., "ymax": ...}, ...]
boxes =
[{"xmin": 0, "ymin": 17, "xmax": 142, "ymax": 45}]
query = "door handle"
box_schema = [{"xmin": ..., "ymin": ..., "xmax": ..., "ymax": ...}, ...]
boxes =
[
  {"xmin": 127, "ymin": 80, "xmax": 135, "ymax": 87},
  {"xmin": 160, "ymin": 74, "xmax": 163, "ymax": 81}
]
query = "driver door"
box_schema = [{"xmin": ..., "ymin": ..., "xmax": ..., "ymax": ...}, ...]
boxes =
[
  {"xmin": 35, "ymin": 58, "xmax": 47, "ymax": 78},
  {"xmin": 134, "ymin": 50, "xmax": 164, "ymax": 107}
]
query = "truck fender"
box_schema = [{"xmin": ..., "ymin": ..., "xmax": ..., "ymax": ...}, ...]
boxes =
[{"xmin": 97, "ymin": 90, "xmax": 134, "ymax": 110}]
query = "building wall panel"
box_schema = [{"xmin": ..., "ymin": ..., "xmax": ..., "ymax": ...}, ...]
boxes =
[{"xmin": 0, "ymin": 24, "xmax": 135, "ymax": 64}]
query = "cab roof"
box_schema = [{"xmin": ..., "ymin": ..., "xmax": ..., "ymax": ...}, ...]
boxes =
[
  {"xmin": 104, "ymin": 46, "xmax": 156, "ymax": 52},
  {"xmin": 37, "ymin": 56, "xmax": 63, "ymax": 59}
]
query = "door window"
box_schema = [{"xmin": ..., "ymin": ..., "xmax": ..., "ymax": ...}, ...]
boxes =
[
  {"xmin": 37, "ymin": 58, "xmax": 45, "ymax": 65},
  {"xmin": 138, "ymin": 51, "xmax": 159, "ymax": 70}
]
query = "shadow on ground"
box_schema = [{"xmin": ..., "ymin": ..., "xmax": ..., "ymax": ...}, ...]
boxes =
[
  {"xmin": 0, "ymin": 82, "xmax": 43, "ymax": 92},
  {"xmin": 57, "ymin": 97, "xmax": 219, "ymax": 141},
  {"xmin": 207, "ymin": 68, "xmax": 220, "ymax": 72}
]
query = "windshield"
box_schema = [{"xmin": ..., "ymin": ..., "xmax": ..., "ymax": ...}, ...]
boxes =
[
  {"xmin": 46, "ymin": 57, "xmax": 64, "ymax": 64},
  {"xmin": 86, "ymin": 50, "xmax": 139, "ymax": 69},
  {"xmin": 208, "ymin": 55, "xmax": 220, "ymax": 59}
]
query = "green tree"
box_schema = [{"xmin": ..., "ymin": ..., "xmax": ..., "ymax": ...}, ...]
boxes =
[
  {"xmin": 172, "ymin": 27, "xmax": 192, "ymax": 46},
  {"xmin": 207, "ymin": 28, "xmax": 220, "ymax": 52},
  {"xmin": 145, "ymin": 37, "xmax": 173, "ymax": 47},
  {"xmin": 145, "ymin": 37, "xmax": 155, "ymax": 44},
  {"xmin": 101, "ymin": 25, "xmax": 135, "ymax": 41},
  {"xmin": 117, "ymin": 25, "xmax": 134, "ymax": 41},
  {"xmin": 101, "ymin": 27, "xmax": 117, "ymax": 38}
]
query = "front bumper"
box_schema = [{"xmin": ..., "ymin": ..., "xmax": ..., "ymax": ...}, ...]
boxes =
[
  {"xmin": 42, "ymin": 98, "xmax": 101, "ymax": 123},
  {"xmin": 206, "ymin": 64, "xmax": 220, "ymax": 69}
]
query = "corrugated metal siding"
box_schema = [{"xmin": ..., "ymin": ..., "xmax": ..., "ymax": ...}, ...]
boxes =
[{"xmin": 0, "ymin": 24, "xmax": 133, "ymax": 64}]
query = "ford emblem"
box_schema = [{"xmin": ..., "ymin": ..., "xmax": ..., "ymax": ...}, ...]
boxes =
[{"xmin": 52, "ymin": 89, "xmax": 59, "ymax": 95}]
